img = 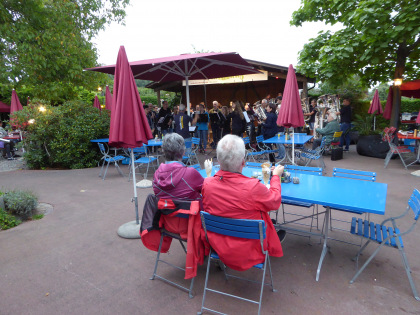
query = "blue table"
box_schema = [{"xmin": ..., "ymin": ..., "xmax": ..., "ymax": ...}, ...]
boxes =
[
  {"xmin": 280, "ymin": 173, "xmax": 387, "ymax": 280},
  {"xmin": 90, "ymin": 138, "xmax": 109, "ymax": 143},
  {"xmin": 264, "ymin": 134, "xmax": 313, "ymax": 164}
]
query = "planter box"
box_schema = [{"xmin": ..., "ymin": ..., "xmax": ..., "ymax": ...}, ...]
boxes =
[{"xmin": 356, "ymin": 134, "xmax": 390, "ymax": 159}]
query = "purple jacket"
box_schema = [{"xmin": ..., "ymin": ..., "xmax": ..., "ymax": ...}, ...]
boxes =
[{"xmin": 153, "ymin": 162, "xmax": 203, "ymax": 201}]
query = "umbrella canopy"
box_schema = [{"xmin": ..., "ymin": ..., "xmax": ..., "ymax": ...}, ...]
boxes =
[
  {"xmin": 416, "ymin": 111, "xmax": 420, "ymax": 124},
  {"xmin": 368, "ymin": 89, "xmax": 383, "ymax": 115},
  {"xmin": 93, "ymin": 95, "xmax": 102, "ymax": 111},
  {"xmin": 110, "ymin": 46, "xmax": 153, "ymax": 148},
  {"xmin": 0, "ymin": 101, "xmax": 10, "ymax": 113},
  {"xmin": 10, "ymin": 90, "xmax": 23, "ymax": 114},
  {"xmin": 86, "ymin": 52, "xmax": 259, "ymax": 113},
  {"xmin": 400, "ymin": 79, "xmax": 420, "ymax": 98},
  {"xmin": 383, "ymin": 86, "xmax": 393, "ymax": 120},
  {"xmin": 277, "ymin": 64, "xmax": 305, "ymax": 128},
  {"xmin": 105, "ymin": 85, "xmax": 113, "ymax": 111}
]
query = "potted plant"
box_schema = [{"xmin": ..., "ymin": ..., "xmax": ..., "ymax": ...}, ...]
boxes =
[{"xmin": 352, "ymin": 114, "xmax": 389, "ymax": 158}]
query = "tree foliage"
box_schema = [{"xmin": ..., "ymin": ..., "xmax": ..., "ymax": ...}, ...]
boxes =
[
  {"xmin": 291, "ymin": 0, "xmax": 420, "ymax": 87},
  {"xmin": 0, "ymin": 0, "xmax": 129, "ymax": 103}
]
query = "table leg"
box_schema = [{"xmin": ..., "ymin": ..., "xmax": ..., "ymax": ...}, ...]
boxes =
[
  {"xmin": 407, "ymin": 140, "xmax": 420, "ymax": 167},
  {"xmin": 316, "ymin": 206, "xmax": 330, "ymax": 281}
]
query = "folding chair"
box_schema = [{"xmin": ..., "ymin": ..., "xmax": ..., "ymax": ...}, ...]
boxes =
[
  {"xmin": 349, "ymin": 189, "xmax": 420, "ymax": 301},
  {"xmin": 198, "ymin": 211, "xmax": 276, "ymax": 315},
  {"xmin": 129, "ymin": 145, "xmax": 158, "ymax": 180},
  {"xmin": 245, "ymin": 161, "xmax": 263, "ymax": 168},
  {"xmin": 278, "ymin": 165, "xmax": 323, "ymax": 232},
  {"xmin": 383, "ymin": 127, "xmax": 412, "ymax": 169},
  {"xmin": 244, "ymin": 137, "xmax": 267, "ymax": 162},
  {"xmin": 97, "ymin": 143, "xmax": 125, "ymax": 180},
  {"xmin": 325, "ymin": 131, "xmax": 342, "ymax": 154},
  {"xmin": 299, "ymin": 136, "xmax": 327, "ymax": 170},
  {"xmin": 182, "ymin": 140, "xmax": 198, "ymax": 166},
  {"xmin": 325, "ymin": 168, "xmax": 376, "ymax": 245},
  {"xmin": 147, "ymin": 197, "xmax": 201, "ymax": 298}
]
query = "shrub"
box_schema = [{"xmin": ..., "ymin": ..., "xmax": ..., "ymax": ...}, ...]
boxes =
[
  {"xmin": 3, "ymin": 190, "xmax": 38, "ymax": 220},
  {"xmin": 11, "ymin": 99, "xmax": 110, "ymax": 169},
  {"xmin": 0, "ymin": 208, "xmax": 21, "ymax": 230}
]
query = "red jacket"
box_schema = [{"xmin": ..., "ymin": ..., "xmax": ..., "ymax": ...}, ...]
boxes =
[{"xmin": 202, "ymin": 170, "xmax": 283, "ymax": 271}]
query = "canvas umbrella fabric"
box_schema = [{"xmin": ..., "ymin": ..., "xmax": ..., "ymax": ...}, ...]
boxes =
[
  {"xmin": 276, "ymin": 64, "xmax": 305, "ymax": 164},
  {"xmin": 110, "ymin": 46, "xmax": 153, "ymax": 238},
  {"xmin": 0, "ymin": 101, "xmax": 10, "ymax": 113},
  {"xmin": 368, "ymin": 89, "xmax": 383, "ymax": 130},
  {"xmin": 10, "ymin": 89, "xmax": 23, "ymax": 114},
  {"xmin": 383, "ymin": 86, "xmax": 393, "ymax": 120},
  {"xmin": 93, "ymin": 95, "xmax": 102, "ymax": 111},
  {"xmin": 86, "ymin": 52, "xmax": 259, "ymax": 113},
  {"xmin": 105, "ymin": 85, "xmax": 112, "ymax": 111}
]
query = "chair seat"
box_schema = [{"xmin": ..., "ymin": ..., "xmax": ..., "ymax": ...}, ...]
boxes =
[
  {"xmin": 104, "ymin": 155, "xmax": 125, "ymax": 163},
  {"xmin": 392, "ymin": 146, "xmax": 412, "ymax": 153},
  {"xmin": 300, "ymin": 152, "xmax": 321, "ymax": 160},
  {"xmin": 134, "ymin": 156, "xmax": 157, "ymax": 164},
  {"xmin": 350, "ymin": 217, "xmax": 404, "ymax": 248},
  {"xmin": 210, "ymin": 252, "xmax": 264, "ymax": 270}
]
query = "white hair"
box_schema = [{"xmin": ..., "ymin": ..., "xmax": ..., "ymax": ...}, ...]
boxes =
[
  {"xmin": 178, "ymin": 104, "xmax": 185, "ymax": 111},
  {"xmin": 329, "ymin": 111, "xmax": 337, "ymax": 120},
  {"xmin": 212, "ymin": 101, "xmax": 218, "ymax": 106},
  {"xmin": 217, "ymin": 135, "xmax": 245, "ymax": 173}
]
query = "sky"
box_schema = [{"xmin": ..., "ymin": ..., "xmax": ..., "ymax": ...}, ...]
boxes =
[{"xmin": 93, "ymin": 0, "xmax": 341, "ymax": 68}]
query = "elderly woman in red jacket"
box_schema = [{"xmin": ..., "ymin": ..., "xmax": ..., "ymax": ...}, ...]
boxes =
[{"xmin": 202, "ymin": 135, "xmax": 285, "ymax": 271}]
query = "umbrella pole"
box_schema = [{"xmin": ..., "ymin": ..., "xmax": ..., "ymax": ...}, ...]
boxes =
[
  {"xmin": 185, "ymin": 76, "xmax": 190, "ymax": 114},
  {"xmin": 131, "ymin": 149, "xmax": 139, "ymax": 224},
  {"xmin": 292, "ymin": 127, "xmax": 295, "ymax": 165},
  {"xmin": 373, "ymin": 116, "xmax": 376, "ymax": 131}
]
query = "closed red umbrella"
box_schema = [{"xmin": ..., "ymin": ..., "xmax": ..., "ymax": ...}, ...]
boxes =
[
  {"xmin": 11, "ymin": 90, "xmax": 23, "ymax": 114},
  {"xmin": 111, "ymin": 46, "xmax": 153, "ymax": 237},
  {"xmin": 383, "ymin": 86, "xmax": 393, "ymax": 120},
  {"xmin": 277, "ymin": 64, "xmax": 305, "ymax": 164},
  {"xmin": 0, "ymin": 101, "xmax": 10, "ymax": 113},
  {"xmin": 368, "ymin": 89, "xmax": 383, "ymax": 130},
  {"xmin": 416, "ymin": 111, "xmax": 420, "ymax": 124},
  {"xmin": 93, "ymin": 95, "xmax": 102, "ymax": 111},
  {"xmin": 105, "ymin": 85, "xmax": 112, "ymax": 111}
]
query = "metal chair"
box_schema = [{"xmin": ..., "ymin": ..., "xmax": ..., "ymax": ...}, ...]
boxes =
[
  {"xmin": 349, "ymin": 189, "xmax": 420, "ymax": 301},
  {"xmin": 129, "ymin": 146, "xmax": 158, "ymax": 180},
  {"xmin": 278, "ymin": 165, "xmax": 323, "ymax": 232},
  {"xmin": 244, "ymin": 137, "xmax": 268, "ymax": 162},
  {"xmin": 383, "ymin": 127, "xmax": 412, "ymax": 169},
  {"xmin": 198, "ymin": 211, "xmax": 276, "ymax": 315},
  {"xmin": 97, "ymin": 143, "xmax": 125, "ymax": 180},
  {"xmin": 184, "ymin": 137, "xmax": 200, "ymax": 166},
  {"xmin": 148, "ymin": 197, "xmax": 200, "ymax": 298},
  {"xmin": 299, "ymin": 136, "xmax": 327, "ymax": 170}
]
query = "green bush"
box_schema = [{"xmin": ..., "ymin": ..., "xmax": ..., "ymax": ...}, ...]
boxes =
[
  {"xmin": 11, "ymin": 99, "xmax": 110, "ymax": 169},
  {"xmin": 0, "ymin": 208, "xmax": 21, "ymax": 230},
  {"xmin": 3, "ymin": 190, "xmax": 38, "ymax": 221}
]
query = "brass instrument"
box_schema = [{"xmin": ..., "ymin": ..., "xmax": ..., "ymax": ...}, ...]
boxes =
[
  {"xmin": 253, "ymin": 103, "xmax": 267, "ymax": 122},
  {"xmin": 313, "ymin": 94, "xmax": 341, "ymax": 139},
  {"xmin": 301, "ymin": 98, "xmax": 310, "ymax": 122}
]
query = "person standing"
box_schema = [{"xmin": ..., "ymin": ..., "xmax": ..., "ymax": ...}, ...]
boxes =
[
  {"xmin": 173, "ymin": 104, "xmax": 192, "ymax": 140},
  {"xmin": 209, "ymin": 100, "xmax": 222, "ymax": 148},
  {"xmin": 228, "ymin": 101, "xmax": 246, "ymax": 137},
  {"xmin": 0, "ymin": 121, "xmax": 15, "ymax": 160},
  {"xmin": 156, "ymin": 100, "xmax": 173, "ymax": 136},
  {"xmin": 143, "ymin": 104, "xmax": 155, "ymax": 134},
  {"xmin": 192, "ymin": 103, "xmax": 209, "ymax": 153},
  {"xmin": 220, "ymin": 106, "xmax": 231, "ymax": 137},
  {"xmin": 338, "ymin": 98, "xmax": 352, "ymax": 151},
  {"xmin": 304, "ymin": 98, "xmax": 318, "ymax": 135}
]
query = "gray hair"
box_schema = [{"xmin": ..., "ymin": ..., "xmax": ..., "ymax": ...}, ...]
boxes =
[
  {"xmin": 212, "ymin": 100, "xmax": 218, "ymax": 106},
  {"xmin": 217, "ymin": 135, "xmax": 245, "ymax": 173},
  {"xmin": 162, "ymin": 133, "xmax": 185, "ymax": 161},
  {"xmin": 329, "ymin": 111, "xmax": 337, "ymax": 120},
  {"xmin": 178, "ymin": 104, "xmax": 185, "ymax": 111}
]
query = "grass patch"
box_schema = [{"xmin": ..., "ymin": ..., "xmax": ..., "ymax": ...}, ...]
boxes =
[{"xmin": 32, "ymin": 214, "xmax": 44, "ymax": 220}]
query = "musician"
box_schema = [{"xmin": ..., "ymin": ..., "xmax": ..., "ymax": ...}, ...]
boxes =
[
  {"xmin": 143, "ymin": 104, "xmax": 155, "ymax": 134},
  {"xmin": 173, "ymin": 104, "xmax": 192, "ymax": 140},
  {"xmin": 312, "ymin": 111, "xmax": 341, "ymax": 149},
  {"xmin": 209, "ymin": 101, "xmax": 222, "ymax": 148},
  {"xmin": 228, "ymin": 101, "xmax": 246, "ymax": 137},
  {"xmin": 337, "ymin": 98, "xmax": 352, "ymax": 151},
  {"xmin": 156, "ymin": 100, "xmax": 173, "ymax": 136},
  {"xmin": 220, "ymin": 106, "xmax": 231, "ymax": 137},
  {"xmin": 245, "ymin": 103, "xmax": 256, "ymax": 142},
  {"xmin": 192, "ymin": 103, "xmax": 209, "ymax": 153},
  {"xmin": 260, "ymin": 103, "xmax": 278, "ymax": 162},
  {"xmin": 303, "ymin": 98, "xmax": 318, "ymax": 135}
]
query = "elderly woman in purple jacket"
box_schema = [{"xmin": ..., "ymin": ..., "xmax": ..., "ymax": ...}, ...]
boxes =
[{"xmin": 153, "ymin": 133, "xmax": 204, "ymax": 235}]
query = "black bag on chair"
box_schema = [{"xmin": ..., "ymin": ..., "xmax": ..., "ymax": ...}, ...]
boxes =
[{"xmin": 331, "ymin": 147, "xmax": 343, "ymax": 161}]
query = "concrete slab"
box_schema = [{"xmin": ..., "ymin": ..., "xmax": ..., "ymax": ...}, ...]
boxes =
[{"xmin": 0, "ymin": 145, "xmax": 419, "ymax": 315}]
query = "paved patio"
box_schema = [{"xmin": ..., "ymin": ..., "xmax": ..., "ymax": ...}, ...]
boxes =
[{"xmin": 0, "ymin": 146, "xmax": 419, "ymax": 315}]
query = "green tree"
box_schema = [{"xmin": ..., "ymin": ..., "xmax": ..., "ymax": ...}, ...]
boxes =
[
  {"xmin": 0, "ymin": 0, "xmax": 130, "ymax": 104},
  {"xmin": 291, "ymin": 0, "xmax": 420, "ymax": 86}
]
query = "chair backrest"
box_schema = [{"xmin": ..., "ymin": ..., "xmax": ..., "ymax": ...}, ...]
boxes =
[
  {"xmin": 200, "ymin": 211, "xmax": 266, "ymax": 254},
  {"xmin": 190, "ymin": 164, "xmax": 201, "ymax": 171},
  {"xmin": 333, "ymin": 168, "xmax": 376, "ymax": 182},
  {"xmin": 408, "ymin": 189, "xmax": 420, "ymax": 221},
  {"xmin": 97, "ymin": 143, "xmax": 107, "ymax": 155},
  {"xmin": 243, "ymin": 137, "xmax": 250, "ymax": 145},
  {"xmin": 285, "ymin": 165, "xmax": 323, "ymax": 176},
  {"xmin": 192, "ymin": 137, "xmax": 200, "ymax": 145},
  {"xmin": 319, "ymin": 136, "xmax": 327, "ymax": 149},
  {"xmin": 256, "ymin": 135, "xmax": 265, "ymax": 143},
  {"xmin": 332, "ymin": 131, "xmax": 343, "ymax": 143},
  {"xmin": 185, "ymin": 140, "xmax": 192, "ymax": 149},
  {"xmin": 245, "ymin": 162, "xmax": 263, "ymax": 168}
]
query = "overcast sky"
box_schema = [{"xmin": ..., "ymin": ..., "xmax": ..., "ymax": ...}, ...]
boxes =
[{"xmin": 93, "ymin": 0, "xmax": 341, "ymax": 67}]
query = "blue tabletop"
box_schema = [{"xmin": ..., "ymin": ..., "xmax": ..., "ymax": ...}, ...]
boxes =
[
  {"xmin": 198, "ymin": 167, "xmax": 387, "ymax": 215},
  {"xmin": 264, "ymin": 134, "xmax": 313, "ymax": 145},
  {"xmin": 280, "ymin": 174, "xmax": 387, "ymax": 215},
  {"xmin": 145, "ymin": 139, "xmax": 163, "ymax": 147},
  {"xmin": 90, "ymin": 138, "xmax": 109, "ymax": 143}
]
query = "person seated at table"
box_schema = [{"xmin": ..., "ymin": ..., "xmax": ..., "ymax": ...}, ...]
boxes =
[
  {"xmin": 0, "ymin": 121, "xmax": 15, "ymax": 160},
  {"xmin": 312, "ymin": 111, "xmax": 341, "ymax": 150},
  {"xmin": 153, "ymin": 133, "xmax": 204, "ymax": 236},
  {"xmin": 202, "ymin": 134, "xmax": 285, "ymax": 271}
]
